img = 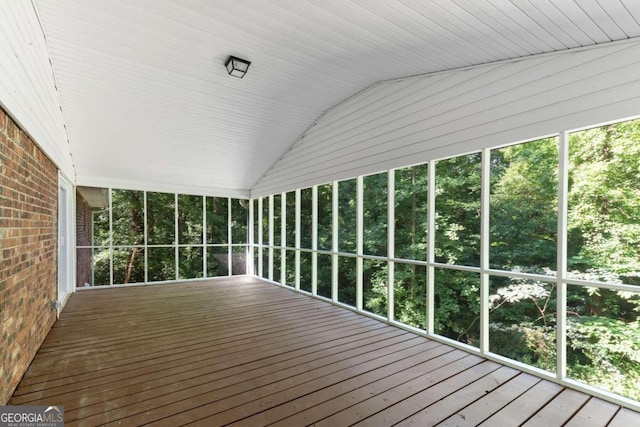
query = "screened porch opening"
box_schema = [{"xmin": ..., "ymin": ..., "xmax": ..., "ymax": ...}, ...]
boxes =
[{"xmin": 61, "ymin": 116, "xmax": 640, "ymax": 421}]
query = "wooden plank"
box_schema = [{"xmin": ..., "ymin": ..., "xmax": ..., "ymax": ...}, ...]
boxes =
[
  {"xmin": 24, "ymin": 303, "xmax": 365, "ymax": 375},
  {"xmin": 348, "ymin": 360, "xmax": 502, "ymax": 426},
  {"xmin": 608, "ymin": 407, "xmax": 640, "ymax": 427},
  {"xmin": 13, "ymin": 308, "xmax": 381, "ymax": 400},
  {"xmin": 32, "ymin": 287, "xmax": 303, "ymax": 354},
  {"xmin": 38, "ymin": 284, "xmax": 315, "ymax": 351},
  {"xmin": 234, "ymin": 347, "xmax": 466, "ymax": 427},
  {"xmin": 124, "ymin": 337, "xmax": 434, "ymax": 426},
  {"xmin": 190, "ymin": 342, "xmax": 451, "ymax": 427},
  {"xmin": 478, "ymin": 380, "xmax": 563, "ymax": 426},
  {"xmin": 312, "ymin": 356, "xmax": 489, "ymax": 426},
  {"xmin": 522, "ymin": 388, "xmax": 590, "ymax": 426},
  {"xmin": 438, "ymin": 372, "xmax": 541, "ymax": 427},
  {"xmin": 61, "ymin": 329, "xmax": 412, "ymax": 423},
  {"xmin": 35, "ymin": 331, "xmax": 406, "ymax": 414},
  {"xmin": 7, "ymin": 277, "xmax": 639, "ymax": 427},
  {"xmin": 394, "ymin": 365, "xmax": 520, "ymax": 426},
  {"xmin": 563, "ymin": 398, "xmax": 618, "ymax": 426},
  {"xmin": 18, "ymin": 303, "xmax": 355, "ymax": 383}
]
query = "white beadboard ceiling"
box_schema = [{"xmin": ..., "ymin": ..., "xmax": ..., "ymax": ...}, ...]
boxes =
[{"xmin": 31, "ymin": 0, "xmax": 640, "ymax": 198}]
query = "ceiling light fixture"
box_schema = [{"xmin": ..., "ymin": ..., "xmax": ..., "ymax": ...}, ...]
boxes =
[{"xmin": 225, "ymin": 56, "xmax": 251, "ymax": 78}]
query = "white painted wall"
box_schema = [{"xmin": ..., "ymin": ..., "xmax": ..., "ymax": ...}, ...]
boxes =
[
  {"xmin": 0, "ymin": 1, "xmax": 74, "ymax": 179},
  {"xmin": 252, "ymin": 39, "xmax": 640, "ymax": 197}
]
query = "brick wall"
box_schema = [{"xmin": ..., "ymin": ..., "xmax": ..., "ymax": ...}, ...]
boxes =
[
  {"xmin": 76, "ymin": 192, "xmax": 92, "ymax": 287},
  {"xmin": 0, "ymin": 107, "xmax": 58, "ymax": 405}
]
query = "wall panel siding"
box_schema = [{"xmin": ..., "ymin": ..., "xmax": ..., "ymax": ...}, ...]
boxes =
[
  {"xmin": 252, "ymin": 39, "xmax": 640, "ymax": 197},
  {"xmin": 0, "ymin": 107, "xmax": 58, "ymax": 405},
  {"xmin": 0, "ymin": 1, "xmax": 74, "ymax": 179}
]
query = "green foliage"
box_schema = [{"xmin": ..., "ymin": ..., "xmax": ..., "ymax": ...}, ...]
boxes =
[
  {"xmin": 178, "ymin": 194, "xmax": 203, "ymax": 245},
  {"xmin": 490, "ymin": 138, "xmax": 558, "ymax": 270},
  {"xmin": 338, "ymin": 179, "xmax": 357, "ymax": 253},
  {"xmin": 231, "ymin": 199, "xmax": 248, "ymax": 244},
  {"xmin": 285, "ymin": 192, "xmax": 296, "ymax": 247},
  {"xmin": 567, "ymin": 316, "xmax": 640, "ymax": 400},
  {"xmin": 363, "ymin": 173, "xmax": 387, "ymax": 257},
  {"xmin": 357, "ymin": 120, "xmax": 640, "ymax": 400},
  {"xmin": 147, "ymin": 192, "xmax": 175, "ymax": 245},
  {"xmin": 394, "ymin": 164, "xmax": 428, "ymax": 261},
  {"xmin": 317, "ymin": 184, "xmax": 333, "ymax": 252},
  {"xmin": 179, "ymin": 246, "xmax": 203, "ymax": 279},
  {"xmin": 338, "ymin": 256, "xmax": 356, "ymax": 306},
  {"xmin": 434, "ymin": 153, "xmax": 481, "ymax": 266},
  {"xmin": 112, "ymin": 190, "xmax": 144, "ymax": 245},
  {"xmin": 434, "ymin": 269, "xmax": 480, "ymax": 345},
  {"xmin": 262, "ymin": 196, "xmax": 271, "ymax": 245},
  {"xmin": 300, "ymin": 251, "xmax": 312, "ymax": 292},
  {"xmin": 272, "ymin": 194, "xmax": 281, "ymax": 245},
  {"xmin": 393, "ymin": 263, "xmax": 426, "ymax": 330},
  {"xmin": 86, "ymin": 190, "xmax": 245, "ymax": 284},
  {"xmin": 568, "ymin": 122, "xmax": 640, "ymax": 274},
  {"xmin": 316, "ymin": 253, "xmax": 332, "ymax": 298},
  {"xmin": 489, "ymin": 277, "xmax": 557, "ymax": 372},
  {"xmin": 300, "ymin": 188, "xmax": 313, "ymax": 249},
  {"xmin": 363, "ymin": 259, "xmax": 388, "ymax": 317}
]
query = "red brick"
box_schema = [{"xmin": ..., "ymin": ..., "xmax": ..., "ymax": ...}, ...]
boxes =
[{"xmin": 0, "ymin": 107, "xmax": 57, "ymax": 405}]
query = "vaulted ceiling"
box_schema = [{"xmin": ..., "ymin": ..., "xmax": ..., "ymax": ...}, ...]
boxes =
[{"xmin": 33, "ymin": 0, "xmax": 640, "ymax": 197}]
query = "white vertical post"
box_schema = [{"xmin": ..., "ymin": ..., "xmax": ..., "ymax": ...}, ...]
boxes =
[
  {"xmin": 387, "ymin": 169, "xmax": 395, "ymax": 322},
  {"xmin": 312, "ymin": 185, "xmax": 318, "ymax": 295},
  {"xmin": 258, "ymin": 197, "xmax": 263, "ymax": 277},
  {"xmin": 144, "ymin": 191, "xmax": 148, "ymax": 283},
  {"xmin": 557, "ymin": 131, "xmax": 569, "ymax": 380},
  {"xmin": 281, "ymin": 193, "xmax": 286, "ymax": 284},
  {"xmin": 91, "ymin": 211, "xmax": 95, "ymax": 286},
  {"xmin": 175, "ymin": 193, "xmax": 179, "ymax": 280},
  {"xmin": 202, "ymin": 196, "xmax": 207, "ymax": 278},
  {"xmin": 247, "ymin": 197, "xmax": 253, "ymax": 276},
  {"xmin": 109, "ymin": 188, "xmax": 114, "ymax": 286},
  {"xmin": 480, "ymin": 148, "xmax": 491, "ymax": 353},
  {"xmin": 295, "ymin": 189, "xmax": 301, "ymax": 290},
  {"xmin": 356, "ymin": 176, "xmax": 364, "ymax": 311},
  {"xmin": 332, "ymin": 181, "xmax": 339, "ymax": 303},
  {"xmin": 227, "ymin": 198, "xmax": 232, "ymax": 276},
  {"xmin": 269, "ymin": 195, "xmax": 274, "ymax": 281},
  {"xmin": 427, "ymin": 161, "xmax": 436, "ymax": 335}
]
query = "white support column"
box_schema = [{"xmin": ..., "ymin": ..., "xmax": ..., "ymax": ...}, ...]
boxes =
[
  {"xmin": 295, "ymin": 189, "xmax": 301, "ymax": 290},
  {"xmin": 281, "ymin": 193, "xmax": 286, "ymax": 284},
  {"xmin": 332, "ymin": 181, "xmax": 339, "ymax": 302},
  {"xmin": 480, "ymin": 148, "xmax": 491, "ymax": 354},
  {"xmin": 312, "ymin": 185, "xmax": 318, "ymax": 295},
  {"xmin": 109, "ymin": 188, "xmax": 114, "ymax": 286},
  {"xmin": 258, "ymin": 197, "xmax": 263, "ymax": 277},
  {"xmin": 227, "ymin": 198, "xmax": 232, "ymax": 276},
  {"xmin": 557, "ymin": 131, "xmax": 569, "ymax": 381},
  {"xmin": 143, "ymin": 191, "xmax": 148, "ymax": 283},
  {"xmin": 247, "ymin": 198, "xmax": 253, "ymax": 276},
  {"xmin": 269, "ymin": 195, "xmax": 274, "ymax": 281},
  {"xmin": 175, "ymin": 193, "xmax": 179, "ymax": 280},
  {"xmin": 202, "ymin": 196, "xmax": 207, "ymax": 278},
  {"xmin": 387, "ymin": 169, "xmax": 395, "ymax": 323},
  {"xmin": 427, "ymin": 160, "xmax": 436, "ymax": 335},
  {"xmin": 356, "ymin": 176, "xmax": 364, "ymax": 311}
]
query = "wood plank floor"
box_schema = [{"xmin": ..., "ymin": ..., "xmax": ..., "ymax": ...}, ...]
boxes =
[{"xmin": 10, "ymin": 277, "xmax": 640, "ymax": 426}]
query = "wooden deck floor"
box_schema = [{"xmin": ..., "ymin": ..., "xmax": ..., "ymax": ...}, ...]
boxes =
[{"xmin": 10, "ymin": 277, "xmax": 640, "ymax": 426}]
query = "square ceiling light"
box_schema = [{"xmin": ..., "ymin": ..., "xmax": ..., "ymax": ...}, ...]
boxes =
[{"xmin": 225, "ymin": 56, "xmax": 251, "ymax": 78}]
